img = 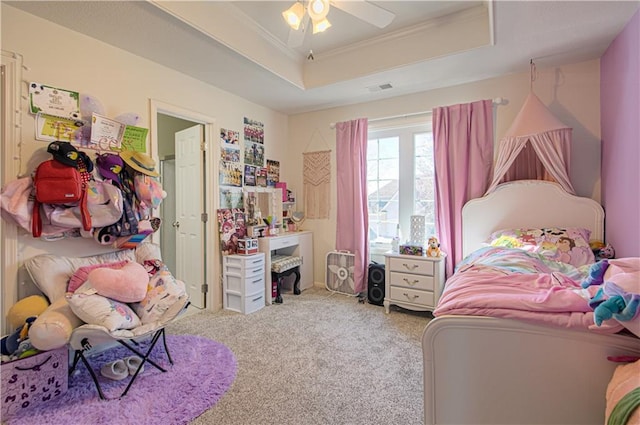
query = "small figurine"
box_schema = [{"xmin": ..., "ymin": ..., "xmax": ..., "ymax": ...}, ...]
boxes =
[{"xmin": 427, "ymin": 236, "xmax": 441, "ymax": 257}]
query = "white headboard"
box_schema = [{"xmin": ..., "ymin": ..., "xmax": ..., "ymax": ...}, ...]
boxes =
[{"xmin": 462, "ymin": 180, "xmax": 604, "ymax": 258}]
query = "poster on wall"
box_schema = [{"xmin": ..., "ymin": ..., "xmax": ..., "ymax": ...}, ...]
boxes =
[
  {"xmin": 220, "ymin": 128, "xmax": 240, "ymax": 145},
  {"xmin": 217, "ymin": 208, "xmax": 247, "ymax": 255},
  {"xmin": 35, "ymin": 113, "xmax": 83, "ymax": 143},
  {"xmin": 243, "ymin": 117, "xmax": 264, "ymax": 144},
  {"xmin": 220, "ymin": 189, "xmax": 244, "ymax": 209},
  {"xmin": 89, "ymin": 113, "xmax": 126, "ymax": 151},
  {"xmin": 244, "ymin": 165, "xmax": 256, "ymax": 186},
  {"xmin": 220, "ymin": 146, "xmax": 240, "ymax": 163},
  {"xmin": 120, "ymin": 125, "xmax": 148, "ymax": 152},
  {"xmin": 219, "ymin": 161, "xmax": 243, "ymax": 187},
  {"xmin": 29, "ymin": 82, "xmax": 80, "ymax": 119},
  {"xmin": 256, "ymin": 167, "xmax": 267, "ymax": 187},
  {"xmin": 244, "ymin": 142, "xmax": 264, "ymax": 167},
  {"xmin": 266, "ymin": 159, "xmax": 280, "ymax": 187}
]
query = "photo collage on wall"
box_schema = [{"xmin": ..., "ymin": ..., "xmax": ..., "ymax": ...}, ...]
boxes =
[
  {"xmin": 217, "ymin": 208, "xmax": 247, "ymax": 255},
  {"xmin": 216, "ymin": 116, "xmax": 283, "ymax": 254}
]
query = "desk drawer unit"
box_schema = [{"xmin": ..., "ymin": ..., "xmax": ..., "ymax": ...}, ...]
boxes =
[
  {"xmin": 384, "ymin": 253, "xmax": 445, "ymax": 314},
  {"xmin": 223, "ymin": 253, "xmax": 265, "ymax": 314}
]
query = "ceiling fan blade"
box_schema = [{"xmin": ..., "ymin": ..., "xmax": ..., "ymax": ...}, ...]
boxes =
[
  {"xmin": 331, "ymin": 0, "xmax": 395, "ymax": 28},
  {"xmin": 287, "ymin": 14, "xmax": 310, "ymax": 48}
]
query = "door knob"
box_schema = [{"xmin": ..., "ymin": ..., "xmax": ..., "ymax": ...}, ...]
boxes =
[{"xmin": 173, "ymin": 221, "xmax": 180, "ymax": 228}]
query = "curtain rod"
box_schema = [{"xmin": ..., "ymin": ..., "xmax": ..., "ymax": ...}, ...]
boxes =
[{"xmin": 329, "ymin": 97, "xmax": 506, "ymax": 129}]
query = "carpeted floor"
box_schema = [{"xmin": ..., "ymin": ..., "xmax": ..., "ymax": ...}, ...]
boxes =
[{"xmin": 168, "ymin": 286, "xmax": 433, "ymax": 425}]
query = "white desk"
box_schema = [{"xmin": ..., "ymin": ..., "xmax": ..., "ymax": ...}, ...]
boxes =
[{"xmin": 257, "ymin": 231, "xmax": 313, "ymax": 305}]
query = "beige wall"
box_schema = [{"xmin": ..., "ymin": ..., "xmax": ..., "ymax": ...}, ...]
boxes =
[{"xmin": 285, "ymin": 60, "xmax": 602, "ymax": 284}]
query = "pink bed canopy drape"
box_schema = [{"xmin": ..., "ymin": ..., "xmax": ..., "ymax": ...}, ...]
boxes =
[{"xmin": 485, "ymin": 92, "xmax": 575, "ymax": 195}]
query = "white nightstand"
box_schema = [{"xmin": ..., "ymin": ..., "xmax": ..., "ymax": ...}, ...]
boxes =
[{"xmin": 383, "ymin": 252, "xmax": 445, "ymax": 314}]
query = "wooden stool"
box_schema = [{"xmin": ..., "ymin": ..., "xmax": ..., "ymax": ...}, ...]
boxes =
[{"xmin": 270, "ymin": 255, "xmax": 302, "ymax": 303}]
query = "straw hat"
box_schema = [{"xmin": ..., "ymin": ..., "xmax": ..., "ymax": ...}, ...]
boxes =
[{"xmin": 119, "ymin": 150, "xmax": 159, "ymax": 177}]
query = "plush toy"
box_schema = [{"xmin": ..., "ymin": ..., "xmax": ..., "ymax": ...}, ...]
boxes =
[
  {"xmin": 1, "ymin": 316, "xmax": 38, "ymax": 359},
  {"xmin": 590, "ymin": 241, "xmax": 615, "ymax": 261},
  {"xmin": 597, "ymin": 244, "xmax": 615, "ymax": 260},
  {"xmin": 85, "ymin": 261, "xmax": 149, "ymax": 303},
  {"xmin": 7, "ymin": 295, "xmax": 49, "ymax": 330},
  {"xmin": 426, "ymin": 236, "xmax": 441, "ymax": 257},
  {"xmin": 587, "ymin": 258, "xmax": 640, "ymax": 337}
]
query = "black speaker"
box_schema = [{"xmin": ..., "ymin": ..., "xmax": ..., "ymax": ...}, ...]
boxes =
[{"xmin": 368, "ymin": 263, "xmax": 385, "ymax": 306}]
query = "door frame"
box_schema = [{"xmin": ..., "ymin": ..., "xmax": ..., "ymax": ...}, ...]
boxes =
[
  {"xmin": 150, "ymin": 99, "xmax": 219, "ymax": 311},
  {"xmin": 1, "ymin": 51, "xmax": 23, "ymax": 333}
]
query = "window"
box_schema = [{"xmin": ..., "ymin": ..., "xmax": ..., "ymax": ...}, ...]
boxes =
[{"xmin": 367, "ymin": 123, "xmax": 435, "ymax": 263}]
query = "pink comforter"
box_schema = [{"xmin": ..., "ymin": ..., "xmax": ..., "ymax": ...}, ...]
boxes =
[{"xmin": 434, "ymin": 247, "xmax": 624, "ymax": 333}]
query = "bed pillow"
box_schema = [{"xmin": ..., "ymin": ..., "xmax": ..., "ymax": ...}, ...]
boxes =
[
  {"xmin": 486, "ymin": 227, "xmax": 595, "ymax": 267},
  {"xmin": 132, "ymin": 268, "xmax": 187, "ymax": 325},
  {"xmin": 66, "ymin": 290, "xmax": 141, "ymax": 331}
]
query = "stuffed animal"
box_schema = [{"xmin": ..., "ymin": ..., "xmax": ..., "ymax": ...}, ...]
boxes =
[
  {"xmin": 1, "ymin": 316, "xmax": 39, "ymax": 359},
  {"xmin": 427, "ymin": 236, "xmax": 441, "ymax": 257}
]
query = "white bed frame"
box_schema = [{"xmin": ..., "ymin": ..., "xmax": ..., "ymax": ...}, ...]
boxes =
[{"xmin": 422, "ymin": 180, "xmax": 640, "ymax": 424}]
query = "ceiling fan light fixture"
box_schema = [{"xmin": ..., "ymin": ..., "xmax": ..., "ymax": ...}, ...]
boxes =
[
  {"xmin": 308, "ymin": 0, "xmax": 330, "ymax": 21},
  {"xmin": 312, "ymin": 17, "xmax": 331, "ymax": 34},
  {"xmin": 282, "ymin": 2, "xmax": 305, "ymax": 30}
]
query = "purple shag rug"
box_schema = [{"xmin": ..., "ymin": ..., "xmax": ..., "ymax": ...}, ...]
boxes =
[{"xmin": 5, "ymin": 334, "xmax": 237, "ymax": 425}]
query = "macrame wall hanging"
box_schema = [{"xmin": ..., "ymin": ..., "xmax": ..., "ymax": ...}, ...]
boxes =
[{"xmin": 303, "ymin": 129, "xmax": 331, "ymax": 219}]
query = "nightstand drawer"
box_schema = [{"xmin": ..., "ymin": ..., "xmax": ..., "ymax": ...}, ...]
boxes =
[
  {"xmin": 389, "ymin": 271, "xmax": 434, "ymax": 291},
  {"xmin": 388, "ymin": 257, "xmax": 434, "ymax": 275},
  {"xmin": 389, "ymin": 286, "xmax": 434, "ymax": 308}
]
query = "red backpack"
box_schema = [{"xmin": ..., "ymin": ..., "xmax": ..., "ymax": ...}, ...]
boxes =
[{"xmin": 31, "ymin": 160, "xmax": 91, "ymax": 237}]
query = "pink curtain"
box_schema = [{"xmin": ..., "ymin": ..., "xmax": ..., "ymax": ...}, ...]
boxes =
[
  {"xmin": 335, "ymin": 118, "xmax": 369, "ymax": 294},
  {"xmin": 433, "ymin": 100, "xmax": 494, "ymax": 277}
]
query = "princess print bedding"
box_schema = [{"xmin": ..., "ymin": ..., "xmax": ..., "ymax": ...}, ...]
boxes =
[{"xmin": 434, "ymin": 246, "xmax": 626, "ymax": 333}]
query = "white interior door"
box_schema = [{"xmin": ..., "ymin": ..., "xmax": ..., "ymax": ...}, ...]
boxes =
[
  {"xmin": 160, "ymin": 158, "xmax": 176, "ymax": 275},
  {"xmin": 175, "ymin": 125, "xmax": 205, "ymax": 309}
]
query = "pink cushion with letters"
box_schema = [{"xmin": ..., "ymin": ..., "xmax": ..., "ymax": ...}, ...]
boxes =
[{"xmin": 87, "ymin": 261, "xmax": 149, "ymax": 303}]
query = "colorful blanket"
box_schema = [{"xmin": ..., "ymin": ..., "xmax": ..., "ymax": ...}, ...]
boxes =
[{"xmin": 433, "ymin": 247, "xmax": 624, "ymax": 333}]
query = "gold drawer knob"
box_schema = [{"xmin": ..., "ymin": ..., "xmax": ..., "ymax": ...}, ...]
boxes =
[{"xmin": 402, "ymin": 263, "xmax": 418, "ymax": 271}]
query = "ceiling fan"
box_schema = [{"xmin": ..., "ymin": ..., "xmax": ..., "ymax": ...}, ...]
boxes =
[{"xmin": 282, "ymin": 0, "xmax": 395, "ymax": 48}]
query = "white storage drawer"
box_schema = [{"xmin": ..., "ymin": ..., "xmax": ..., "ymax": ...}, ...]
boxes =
[
  {"xmin": 389, "ymin": 271, "xmax": 434, "ymax": 291},
  {"xmin": 222, "ymin": 253, "xmax": 266, "ymax": 314},
  {"xmin": 389, "ymin": 286, "xmax": 434, "ymax": 308},
  {"xmin": 225, "ymin": 290, "xmax": 264, "ymax": 314},
  {"xmin": 388, "ymin": 257, "xmax": 434, "ymax": 275},
  {"xmin": 223, "ymin": 254, "xmax": 265, "ymax": 277},
  {"xmin": 225, "ymin": 273, "xmax": 264, "ymax": 294}
]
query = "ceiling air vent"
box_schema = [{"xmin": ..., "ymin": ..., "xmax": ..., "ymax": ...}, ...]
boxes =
[{"xmin": 367, "ymin": 83, "xmax": 393, "ymax": 93}]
